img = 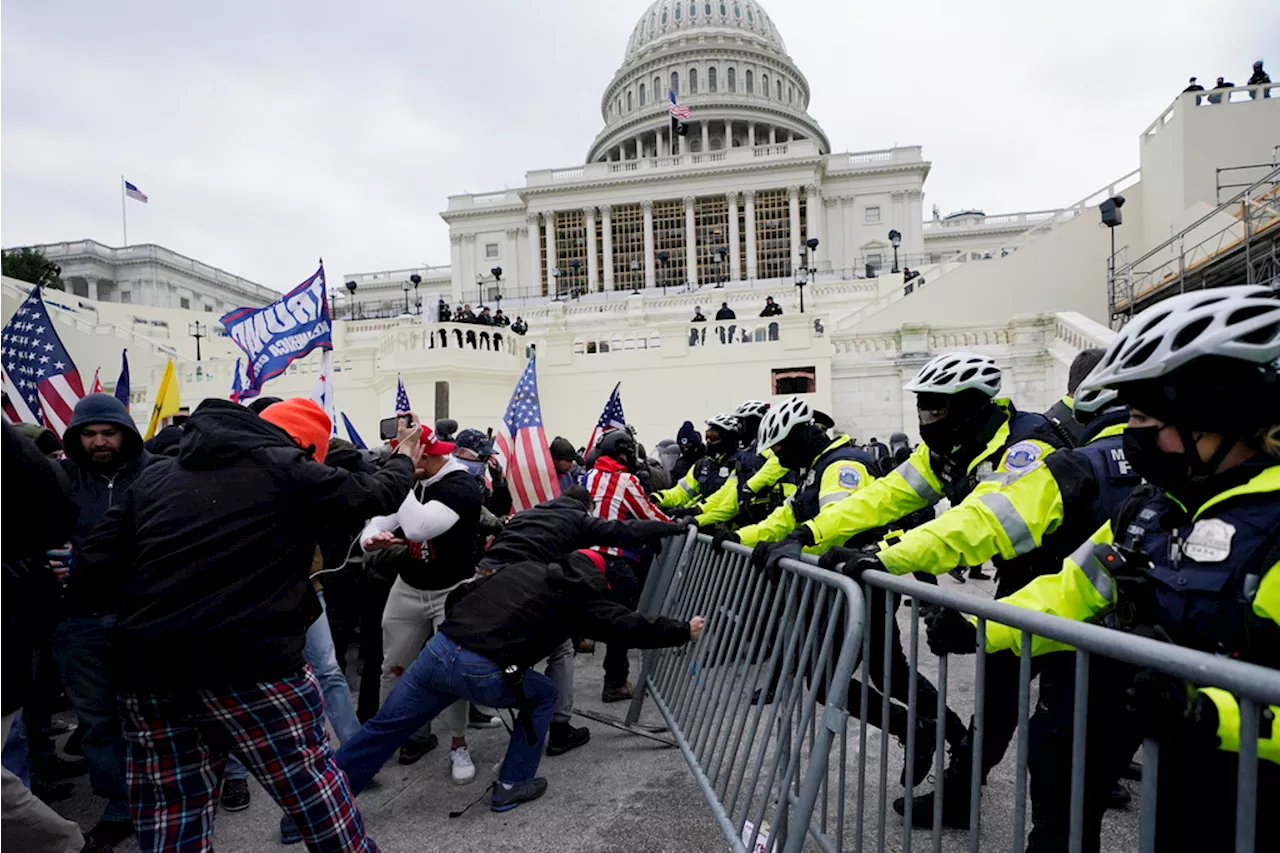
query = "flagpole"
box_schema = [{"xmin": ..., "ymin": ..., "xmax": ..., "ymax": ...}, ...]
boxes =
[{"xmin": 120, "ymin": 175, "xmax": 128, "ymax": 246}]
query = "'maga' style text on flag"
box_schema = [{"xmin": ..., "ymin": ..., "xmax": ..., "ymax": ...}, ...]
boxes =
[{"xmin": 220, "ymin": 266, "xmax": 332, "ymax": 395}]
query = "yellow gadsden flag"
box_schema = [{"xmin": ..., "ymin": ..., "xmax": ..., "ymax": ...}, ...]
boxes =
[{"xmin": 144, "ymin": 359, "xmax": 181, "ymax": 439}]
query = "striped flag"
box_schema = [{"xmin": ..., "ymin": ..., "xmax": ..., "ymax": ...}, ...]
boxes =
[
  {"xmin": 90, "ymin": 369, "xmax": 103, "ymax": 394},
  {"xmin": 124, "ymin": 180, "xmax": 148, "ymax": 203},
  {"xmin": 395, "ymin": 373, "xmax": 412, "ymax": 414},
  {"xmin": 669, "ymin": 88, "xmax": 690, "ymax": 119},
  {"xmin": 230, "ymin": 358, "xmax": 245, "ymax": 402},
  {"xmin": 495, "ymin": 356, "xmax": 560, "ymax": 512},
  {"xmin": 1, "ymin": 286, "xmax": 85, "ymax": 434},
  {"xmin": 310, "ymin": 350, "xmax": 338, "ymax": 436},
  {"xmin": 586, "ymin": 382, "xmax": 626, "ymax": 451},
  {"xmin": 341, "ymin": 412, "xmax": 367, "ymax": 449}
]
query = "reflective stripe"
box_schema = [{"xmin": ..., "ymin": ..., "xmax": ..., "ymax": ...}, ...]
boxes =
[
  {"xmin": 977, "ymin": 492, "xmax": 1037, "ymax": 556},
  {"xmin": 898, "ymin": 461, "xmax": 941, "ymax": 502},
  {"xmin": 1069, "ymin": 540, "xmax": 1115, "ymax": 604},
  {"xmin": 680, "ymin": 480, "xmax": 697, "ymax": 496},
  {"xmin": 819, "ymin": 491, "xmax": 848, "ymax": 507}
]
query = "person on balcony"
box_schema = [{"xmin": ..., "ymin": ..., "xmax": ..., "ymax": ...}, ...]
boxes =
[
  {"xmin": 715, "ymin": 302, "xmax": 736, "ymax": 321},
  {"xmin": 1182, "ymin": 76, "xmax": 1204, "ymax": 93},
  {"xmin": 759, "ymin": 296, "xmax": 783, "ymax": 317},
  {"xmin": 1207, "ymin": 76, "xmax": 1235, "ymax": 103},
  {"xmin": 1248, "ymin": 59, "xmax": 1271, "ymax": 98}
]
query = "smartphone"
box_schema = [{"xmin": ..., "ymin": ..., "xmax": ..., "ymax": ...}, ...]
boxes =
[{"xmin": 379, "ymin": 414, "xmax": 415, "ymax": 440}]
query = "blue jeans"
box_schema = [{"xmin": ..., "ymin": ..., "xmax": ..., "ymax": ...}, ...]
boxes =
[
  {"xmin": 53, "ymin": 613, "xmax": 130, "ymax": 822},
  {"xmin": 2, "ymin": 709, "xmax": 30, "ymax": 788},
  {"xmin": 227, "ymin": 593, "xmax": 359, "ymax": 782},
  {"xmin": 336, "ymin": 632, "xmax": 557, "ymax": 794}
]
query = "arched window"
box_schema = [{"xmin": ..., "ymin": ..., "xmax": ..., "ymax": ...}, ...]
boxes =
[
  {"xmin": 689, "ymin": 67, "xmax": 699, "ymax": 94},
  {"xmin": 788, "ymin": 85, "xmax": 794, "ymax": 104},
  {"xmin": 727, "ymin": 67, "xmax": 736, "ymax": 91},
  {"xmin": 761, "ymin": 73, "xmax": 769, "ymax": 97},
  {"xmin": 674, "ymin": 5, "xmax": 681, "ymax": 20},
  {"xmin": 639, "ymin": 83, "xmax": 646, "ymax": 106},
  {"xmin": 745, "ymin": 69, "xmax": 753, "ymax": 93},
  {"xmin": 671, "ymin": 70, "xmax": 679, "ymax": 95},
  {"xmin": 776, "ymin": 79, "xmax": 782, "ymax": 99},
  {"xmin": 708, "ymin": 67, "xmax": 717, "ymax": 92},
  {"xmin": 690, "ymin": 3, "xmax": 698, "ymax": 17},
  {"xmin": 627, "ymin": 90, "xmax": 633, "ymax": 111}
]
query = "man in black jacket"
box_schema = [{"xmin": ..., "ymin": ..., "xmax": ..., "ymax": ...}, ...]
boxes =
[
  {"xmin": 52, "ymin": 393, "xmax": 153, "ymax": 845},
  {"xmin": 75, "ymin": 397, "xmax": 419, "ymax": 853},
  {"xmin": 336, "ymin": 547, "xmax": 701, "ymax": 812},
  {"xmin": 479, "ymin": 486, "xmax": 684, "ymax": 755}
]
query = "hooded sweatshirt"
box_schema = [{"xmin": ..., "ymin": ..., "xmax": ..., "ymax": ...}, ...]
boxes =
[{"xmin": 74, "ymin": 399, "xmax": 416, "ymax": 691}]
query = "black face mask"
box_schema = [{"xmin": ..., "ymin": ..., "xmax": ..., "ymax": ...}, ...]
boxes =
[{"xmin": 1122, "ymin": 426, "xmax": 1191, "ymax": 498}]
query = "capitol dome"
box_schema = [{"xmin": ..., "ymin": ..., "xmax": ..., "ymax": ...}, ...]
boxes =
[{"xmin": 587, "ymin": 0, "xmax": 828, "ymax": 163}]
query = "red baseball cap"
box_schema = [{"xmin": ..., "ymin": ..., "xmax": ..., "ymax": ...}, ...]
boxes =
[
  {"xmin": 575, "ymin": 549, "xmax": 607, "ymax": 573},
  {"xmin": 419, "ymin": 422, "xmax": 455, "ymax": 456}
]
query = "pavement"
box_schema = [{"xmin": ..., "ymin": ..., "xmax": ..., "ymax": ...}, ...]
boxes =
[{"xmin": 40, "ymin": 572, "xmax": 1144, "ymax": 851}]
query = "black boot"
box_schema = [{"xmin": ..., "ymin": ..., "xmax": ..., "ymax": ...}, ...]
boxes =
[
  {"xmin": 893, "ymin": 765, "xmax": 973, "ymax": 829},
  {"xmin": 967, "ymin": 566, "xmax": 991, "ymax": 581},
  {"xmin": 546, "ymin": 721, "xmax": 591, "ymax": 756},
  {"xmin": 895, "ymin": 716, "xmax": 937, "ymax": 788}
]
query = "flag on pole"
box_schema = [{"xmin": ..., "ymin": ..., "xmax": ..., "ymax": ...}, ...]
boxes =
[
  {"xmin": 669, "ymin": 89, "xmax": 690, "ymax": 152},
  {"xmin": 230, "ymin": 358, "xmax": 244, "ymax": 402},
  {"xmin": 495, "ymin": 356, "xmax": 560, "ymax": 512},
  {"xmin": 114, "ymin": 349, "xmax": 131, "ymax": 410},
  {"xmin": 586, "ymin": 382, "xmax": 626, "ymax": 451},
  {"xmin": 124, "ymin": 180, "xmax": 148, "ymax": 203},
  {"xmin": 395, "ymin": 373, "xmax": 412, "ymax": 414},
  {"xmin": 221, "ymin": 265, "xmax": 331, "ymax": 395},
  {"xmin": 669, "ymin": 88, "xmax": 691, "ymax": 119},
  {"xmin": 91, "ymin": 369, "xmax": 103, "ymax": 394},
  {"xmin": 1, "ymin": 286, "xmax": 86, "ymax": 433},
  {"xmin": 310, "ymin": 350, "xmax": 338, "ymax": 436},
  {"xmin": 341, "ymin": 412, "xmax": 367, "ymax": 449},
  {"xmin": 145, "ymin": 359, "xmax": 180, "ymax": 440}
]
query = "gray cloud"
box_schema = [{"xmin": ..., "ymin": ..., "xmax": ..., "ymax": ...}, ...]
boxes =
[{"xmin": 4, "ymin": 0, "xmax": 1275, "ymax": 291}]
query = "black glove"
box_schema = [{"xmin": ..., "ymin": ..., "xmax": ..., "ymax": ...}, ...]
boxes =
[
  {"xmin": 925, "ymin": 607, "xmax": 978, "ymax": 656},
  {"xmin": 712, "ymin": 531, "xmax": 740, "ymax": 552},
  {"xmin": 1125, "ymin": 668, "xmax": 1192, "ymax": 743},
  {"xmin": 752, "ymin": 537, "xmax": 804, "ymax": 583},
  {"xmin": 667, "ymin": 507, "xmax": 695, "ymax": 520},
  {"xmin": 816, "ymin": 546, "xmax": 883, "ymax": 582}
]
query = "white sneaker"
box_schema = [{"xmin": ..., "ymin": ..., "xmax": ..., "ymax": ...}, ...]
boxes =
[{"xmin": 450, "ymin": 746, "xmax": 476, "ymax": 785}]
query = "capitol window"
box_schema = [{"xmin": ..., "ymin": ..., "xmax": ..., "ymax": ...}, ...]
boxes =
[
  {"xmin": 654, "ymin": 75, "xmax": 662, "ymax": 97},
  {"xmin": 674, "ymin": 5, "xmax": 681, "ymax": 20},
  {"xmin": 865, "ymin": 206, "xmax": 881, "ymax": 224},
  {"xmin": 671, "ymin": 70, "xmax": 679, "ymax": 94},
  {"xmin": 727, "ymin": 67, "xmax": 736, "ymax": 91},
  {"xmin": 180, "ymin": 297, "xmax": 190, "ymax": 309},
  {"xmin": 788, "ymin": 85, "xmax": 794, "ymax": 103},
  {"xmin": 720, "ymin": 3, "xmax": 727, "ymax": 16},
  {"xmin": 745, "ymin": 69, "xmax": 753, "ymax": 93},
  {"xmin": 734, "ymin": 4, "xmax": 741, "ymax": 19},
  {"xmin": 689, "ymin": 67, "xmax": 698, "ymax": 94},
  {"xmin": 627, "ymin": 90, "xmax": 633, "ymax": 111},
  {"xmin": 485, "ymin": 243, "xmax": 499, "ymax": 259},
  {"xmin": 761, "ymin": 73, "xmax": 769, "ymax": 97},
  {"xmin": 708, "ymin": 67, "xmax": 717, "ymax": 92},
  {"xmin": 690, "ymin": 3, "xmax": 697, "ymax": 17},
  {"xmin": 639, "ymin": 83, "xmax": 647, "ymax": 106},
  {"xmin": 776, "ymin": 79, "xmax": 782, "ymax": 99}
]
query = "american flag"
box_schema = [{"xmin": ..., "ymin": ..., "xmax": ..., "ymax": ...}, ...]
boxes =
[
  {"xmin": 586, "ymin": 382, "xmax": 626, "ymax": 451},
  {"xmin": 495, "ymin": 356, "xmax": 560, "ymax": 512},
  {"xmin": 124, "ymin": 180, "xmax": 148, "ymax": 203},
  {"xmin": 395, "ymin": 373, "xmax": 412, "ymax": 414},
  {"xmin": 90, "ymin": 369, "xmax": 103, "ymax": 394},
  {"xmin": 1, "ymin": 287, "xmax": 85, "ymax": 434},
  {"xmin": 669, "ymin": 89, "xmax": 690, "ymax": 120}
]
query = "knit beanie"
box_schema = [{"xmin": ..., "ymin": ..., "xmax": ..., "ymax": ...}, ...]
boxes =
[
  {"xmin": 260, "ymin": 398, "xmax": 331, "ymax": 463},
  {"xmin": 677, "ymin": 420, "xmax": 700, "ymax": 448},
  {"xmin": 573, "ymin": 549, "xmax": 607, "ymax": 574}
]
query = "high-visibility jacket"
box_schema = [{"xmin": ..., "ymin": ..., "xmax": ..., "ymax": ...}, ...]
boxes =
[
  {"xmin": 876, "ymin": 410, "xmax": 1137, "ymax": 579},
  {"xmin": 984, "ymin": 462, "xmax": 1280, "ymax": 764},
  {"xmin": 654, "ymin": 449, "xmax": 736, "ymax": 509},
  {"xmin": 806, "ymin": 401, "xmax": 1064, "ymax": 551},
  {"xmin": 694, "ymin": 447, "xmax": 789, "ymax": 527},
  {"xmin": 737, "ymin": 436, "xmax": 876, "ymax": 554}
]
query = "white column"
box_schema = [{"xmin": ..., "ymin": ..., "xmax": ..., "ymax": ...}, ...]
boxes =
[
  {"xmin": 526, "ymin": 214, "xmax": 541, "ymax": 297},
  {"xmin": 744, "ymin": 190, "xmax": 758, "ymax": 281},
  {"xmin": 700, "ymin": 122, "xmax": 710, "ymax": 153},
  {"xmin": 642, "ymin": 200, "xmax": 656, "ymax": 290},
  {"xmin": 461, "ymin": 233, "xmax": 477, "ymax": 304},
  {"xmin": 450, "ymin": 233, "xmax": 463, "ymax": 301},
  {"xmin": 634, "ymin": 137, "xmax": 642, "ymax": 159},
  {"xmin": 684, "ymin": 195, "xmax": 698, "ymax": 286},
  {"xmin": 508, "ymin": 227, "xmax": 522, "ymax": 298},
  {"xmin": 584, "ymin": 207, "xmax": 599, "ymax": 292},
  {"xmin": 600, "ymin": 204, "xmax": 615, "ymax": 292},
  {"xmin": 748, "ymin": 122, "xmax": 756, "ymax": 147},
  {"xmin": 546, "ymin": 211, "xmax": 559, "ymax": 297},
  {"xmin": 806, "ymin": 184, "xmax": 823, "ymax": 257},
  {"xmin": 659, "ymin": 125, "xmax": 667, "ymax": 157},
  {"xmin": 724, "ymin": 119, "xmax": 732, "ymax": 148},
  {"xmin": 788, "ymin": 186, "xmax": 801, "ymax": 274},
  {"xmin": 769, "ymin": 126, "xmax": 777, "ymax": 144},
  {"xmin": 727, "ymin": 192, "xmax": 740, "ymax": 282}
]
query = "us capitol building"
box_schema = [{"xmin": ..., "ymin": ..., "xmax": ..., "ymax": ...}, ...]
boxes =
[{"xmin": 7, "ymin": 0, "xmax": 1277, "ymax": 447}]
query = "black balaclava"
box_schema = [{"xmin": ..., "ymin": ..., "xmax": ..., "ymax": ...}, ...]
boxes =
[
  {"xmin": 774, "ymin": 422, "xmax": 828, "ymax": 472},
  {"xmin": 741, "ymin": 416, "xmax": 764, "ymax": 449},
  {"xmin": 916, "ymin": 389, "xmax": 1004, "ymax": 467},
  {"xmin": 705, "ymin": 427, "xmax": 740, "ymax": 458}
]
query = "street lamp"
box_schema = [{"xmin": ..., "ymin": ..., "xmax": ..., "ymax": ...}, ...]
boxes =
[
  {"xmin": 188, "ymin": 321, "xmax": 206, "ymax": 361},
  {"xmin": 888, "ymin": 229, "xmax": 902, "ymax": 273},
  {"xmin": 345, "ymin": 280, "xmax": 358, "ymax": 320},
  {"xmin": 715, "ymin": 246, "xmax": 729, "ymax": 287},
  {"xmin": 656, "ymin": 250, "xmax": 670, "ymax": 294},
  {"xmin": 569, "ymin": 259, "xmax": 583, "ymax": 299},
  {"xmin": 805, "ymin": 237, "xmax": 819, "ymax": 283},
  {"xmin": 401, "ymin": 279, "xmax": 411, "ymax": 314},
  {"xmin": 629, "ymin": 259, "xmax": 641, "ymax": 295},
  {"xmin": 551, "ymin": 267, "xmax": 562, "ymax": 301},
  {"xmin": 410, "ymin": 273, "xmax": 422, "ymax": 315},
  {"xmin": 794, "ymin": 255, "xmax": 809, "ymax": 314},
  {"xmin": 491, "ymin": 267, "xmax": 503, "ymax": 314}
]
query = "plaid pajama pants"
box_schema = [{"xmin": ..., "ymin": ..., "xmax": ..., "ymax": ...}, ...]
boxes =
[{"xmin": 120, "ymin": 666, "xmax": 378, "ymax": 853}]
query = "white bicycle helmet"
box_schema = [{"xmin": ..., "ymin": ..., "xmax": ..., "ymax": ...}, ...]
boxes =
[
  {"xmin": 757, "ymin": 398, "xmax": 813, "ymax": 452},
  {"xmin": 735, "ymin": 400, "xmax": 771, "ymax": 419},
  {"xmin": 903, "ymin": 351, "xmax": 1003, "ymax": 397},
  {"xmin": 706, "ymin": 413, "xmax": 740, "ymax": 434},
  {"xmin": 1079, "ymin": 286, "xmax": 1280, "ymax": 392},
  {"xmin": 1071, "ymin": 385, "xmax": 1119, "ymax": 416}
]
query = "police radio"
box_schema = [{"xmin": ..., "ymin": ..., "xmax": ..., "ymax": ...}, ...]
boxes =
[{"xmin": 1089, "ymin": 542, "xmax": 1160, "ymax": 633}]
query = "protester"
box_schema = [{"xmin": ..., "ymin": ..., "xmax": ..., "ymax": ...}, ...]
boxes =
[
  {"xmin": 335, "ymin": 546, "xmax": 702, "ymax": 812},
  {"xmin": 437, "ymin": 298, "xmax": 450, "ymax": 322},
  {"xmin": 672, "ymin": 420, "xmax": 705, "ymax": 481},
  {"xmin": 1207, "ymin": 76, "xmax": 1235, "ymax": 103},
  {"xmin": 1249, "ymin": 59, "xmax": 1271, "ymax": 98},
  {"xmin": 715, "ymin": 302, "xmax": 736, "ymax": 321},
  {"xmin": 493, "ymin": 309, "xmax": 511, "ymax": 327},
  {"xmin": 549, "ymin": 436, "xmax": 587, "ymax": 491},
  {"xmin": 511, "ymin": 316, "xmax": 528, "ymax": 335},
  {"xmin": 74, "ymin": 398, "xmax": 419, "ymax": 853},
  {"xmin": 1182, "ymin": 76, "xmax": 1205, "ymax": 93},
  {"xmin": 760, "ymin": 296, "xmax": 783, "ymax": 317}
]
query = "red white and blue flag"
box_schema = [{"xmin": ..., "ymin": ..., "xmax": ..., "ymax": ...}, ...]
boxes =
[
  {"xmin": 587, "ymin": 382, "xmax": 626, "ymax": 451},
  {"xmin": 495, "ymin": 356, "xmax": 560, "ymax": 512},
  {"xmin": 310, "ymin": 350, "xmax": 338, "ymax": 436},
  {"xmin": 395, "ymin": 373, "xmax": 412, "ymax": 414},
  {"xmin": 669, "ymin": 89, "xmax": 690, "ymax": 119},
  {"xmin": 124, "ymin": 179, "xmax": 148, "ymax": 203},
  {"xmin": 1, "ymin": 287, "xmax": 85, "ymax": 434}
]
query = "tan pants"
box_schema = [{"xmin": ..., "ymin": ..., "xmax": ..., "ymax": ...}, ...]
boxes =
[
  {"xmin": 380, "ymin": 576, "xmax": 468, "ymax": 739},
  {"xmin": 2, "ymin": 712, "xmax": 86, "ymax": 853}
]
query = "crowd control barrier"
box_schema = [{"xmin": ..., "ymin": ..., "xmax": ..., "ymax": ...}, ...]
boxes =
[{"xmin": 623, "ymin": 531, "xmax": 1279, "ymax": 853}]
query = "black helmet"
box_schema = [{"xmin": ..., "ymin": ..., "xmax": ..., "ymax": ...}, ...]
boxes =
[{"xmin": 596, "ymin": 428, "xmax": 638, "ymax": 470}]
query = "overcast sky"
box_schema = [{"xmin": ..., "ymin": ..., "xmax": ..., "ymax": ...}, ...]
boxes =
[{"xmin": 3, "ymin": 0, "xmax": 1275, "ymax": 292}]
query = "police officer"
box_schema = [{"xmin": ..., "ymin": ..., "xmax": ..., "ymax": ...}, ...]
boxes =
[
  {"xmin": 1043, "ymin": 348, "xmax": 1106, "ymax": 447},
  {"xmin": 654, "ymin": 414, "xmax": 741, "ymax": 516},
  {"xmin": 833, "ymin": 383, "xmax": 1139, "ymax": 826},
  {"xmin": 928, "ymin": 286, "xmax": 1280, "ymax": 852},
  {"xmin": 692, "ymin": 401, "xmax": 793, "ymax": 528}
]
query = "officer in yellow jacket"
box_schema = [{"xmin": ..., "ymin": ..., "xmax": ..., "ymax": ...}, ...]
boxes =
[
  {"xmin": 692, "ymin": 401, "xmax": 793, "ymax": 529},
  {"xmin": 652, "ymin": 413, "xmax": 741, "ymax": 514},
  {"xmin": 928, "ymin": 286, "xmax": 1280, "ymax": 853}
]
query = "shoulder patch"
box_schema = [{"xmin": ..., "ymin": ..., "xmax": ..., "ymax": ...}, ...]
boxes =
[
  {"xmin": 1002, "ymin": 441, "xmax": 1044, "ymax": 472},
  {"xmin": 838, "ymin": 465, "xmax": 862, "ymax": 490}
]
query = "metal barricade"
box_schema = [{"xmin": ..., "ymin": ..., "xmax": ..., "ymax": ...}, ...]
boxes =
[{"xmin": 626, "ymin": 532, "xmax": 866, "ymax": 853}]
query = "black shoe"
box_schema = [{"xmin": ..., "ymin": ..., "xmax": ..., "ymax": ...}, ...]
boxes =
[
  {"xmin": 491, "ymin": 777, "xmax": 548, "ymax": 812},
  {"xmin": 892, "ymin": 770, "xmax": 971, "ymax": 829},
  {"xmin": 1108, "ymin": 781, "xmax": 1131, "ymax": 809},
  {"xmin": 33, "ymin": 755, "xmax": 87, "ymax": 781},
  {"xmin": 468, "ymin": 704, "xmax": 502, "ymax": 729},
  {"xmin": 31, "ymin": 778, "xmax": 74, "ymax": 802},
  {"xmin": 398, "ymin": 733, "xmax": 439, "ymax": 765},
  {"xmin": 947, "ymin": 568, "xmax": 967, "ymax": 584},
  {"xmin": 546, "ymin": 722, "xmax": 591, "ymax": 756},
  {"xmin": 87, "ymin": 819, "xmax": 135, "ymax": 846},
  {"xmin": 897, "ymin": 717, "xmax": 937, "ymax": 789},
  {"xmin": 967, "ymin": 567, "xmax": 991, "ymax": 581},
  {"xmin": 279, "ymin": 814, "xmax": 303, "ymax": 845},
  {"xmin": 601, "ymin": 682, "xmax": 634, "ymax": 703},
  {"xmin": 62, "ymin": 727, "xmax": 84, "ymax": 756},
  {"xmin": 219, "ymin": 777, "xmax": 251, "ymax": 812}
]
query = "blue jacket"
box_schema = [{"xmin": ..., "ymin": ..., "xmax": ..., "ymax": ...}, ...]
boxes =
[{"xmin": 60, "ymin": 394, "xmax": 152, "ymax": 610}]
